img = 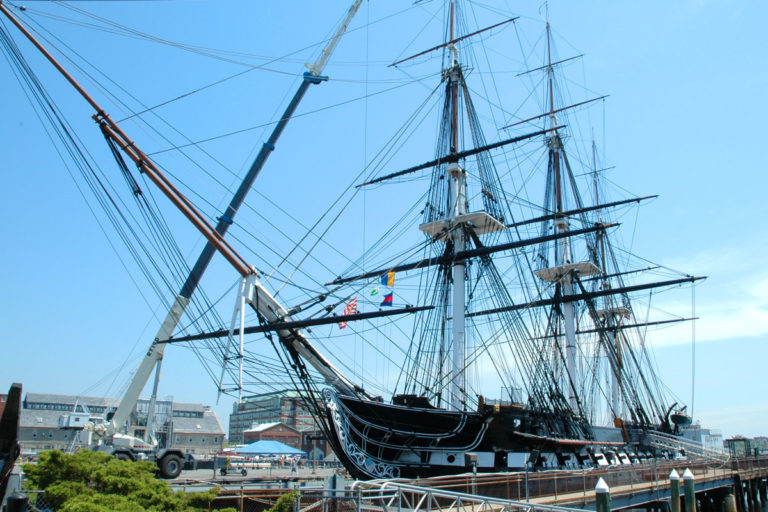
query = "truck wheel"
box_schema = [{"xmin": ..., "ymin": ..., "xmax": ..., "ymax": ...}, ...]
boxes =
[
  {"xmin": 114, "ymin": 453, "xmax": 131, "ymax": 461},
  {"xmin": 158, "ymin": 454, "xmax": 182, "ymax": 479},
  {"xmin": 220, "ymin": 468, "xmax": 227, "ymax": 476},
  {"xmin": 241, "ymin": 469, "xmax": 247, "ymax": 476}
]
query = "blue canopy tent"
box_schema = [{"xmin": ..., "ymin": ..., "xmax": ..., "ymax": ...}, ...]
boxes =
[{"xmin": 233, "ymin": 440, "xmax": 306, "ymax": 456}]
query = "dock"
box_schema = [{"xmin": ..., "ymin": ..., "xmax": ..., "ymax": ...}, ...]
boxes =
[{"xmin": 203, "ymin": 457, "xmax": 768, "ymax": 512}]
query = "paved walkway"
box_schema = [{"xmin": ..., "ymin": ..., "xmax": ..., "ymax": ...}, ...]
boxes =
[
  {"xmin": 173, "ymin": 466, "xmax": 343, "ymax": 486},
  {"xmin": 531, "ymin": 466, "xmax": 735, "ymax": 508}
]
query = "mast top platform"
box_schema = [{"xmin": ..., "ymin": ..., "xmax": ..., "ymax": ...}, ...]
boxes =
[
  {"xmin": 535, "ymin": 262, "xmax": 601, "ymax": 283},
  {"xmin": 419, "ymin": 211, "xmax": 506, "ymax": 242}
]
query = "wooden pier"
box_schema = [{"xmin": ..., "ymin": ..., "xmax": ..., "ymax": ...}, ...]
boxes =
[{"xmin": 203, "ymin": 457, "xmax": 768, "ymax": 512}]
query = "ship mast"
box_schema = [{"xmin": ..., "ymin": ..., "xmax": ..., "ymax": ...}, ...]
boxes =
[
  {"xmin": 447, "ymin": 0, "xmax": 468, "ymax": 412},
  {"xmin": 545, "ymin": 21, "xmax": 580, "ymax": 413},
  {"xmin": 592, "ymin": 140, "xmax": 622, "ymax": 420}
]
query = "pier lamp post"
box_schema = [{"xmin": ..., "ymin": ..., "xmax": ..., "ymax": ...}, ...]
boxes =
[
  {"xmin": 308, "ymin": 434, "xmax": 324, "ymax": 474},
  {"xmin": 465, "ymin": 453, "xmax": 478, "ymax": 495},
  {"xmin": 525, "ymin": 450, "xmax": 538, "ymax": 502},
  {"xmin": 525, "ymin": 460, "xmax": 530, "ymax": 502}
]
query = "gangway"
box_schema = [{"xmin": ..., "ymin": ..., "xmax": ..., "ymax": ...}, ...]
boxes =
[
  {"xmin": 352, "ymin": 480, "xmax": 587, "ymax": 512},
  {"xmin": 645, "ymin": 431, "xmax": 728, "ymax": 463}
]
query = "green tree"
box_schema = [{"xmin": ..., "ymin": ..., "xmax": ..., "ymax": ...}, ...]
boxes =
[{"xmin": 23, "ymin": 450, "xmax": 234, "ymax": 512}]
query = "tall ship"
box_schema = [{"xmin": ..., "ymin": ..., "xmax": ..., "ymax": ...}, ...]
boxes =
[
  {"xmin": 291, "ymin": 7, "xmax": 704, "ymax": 479},
  {"xmin": 1, "ymin": 1, "xmax": 706, "ymax": 480}
]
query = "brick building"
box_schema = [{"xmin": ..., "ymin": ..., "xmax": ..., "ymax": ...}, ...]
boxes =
[
  {"xmin": 242, "ymin": 422, "xmax": 300, "ymax": 449},
  {"xmin": 229, "ymin": 390, "xmax": 315, "ymax": 443}
]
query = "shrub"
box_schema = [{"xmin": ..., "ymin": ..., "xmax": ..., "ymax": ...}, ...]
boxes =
[
  {"xmin": 268, "ymin": 491, "xmax": 298, "ymax": 512},
  {"xmin": 22, "ymin": 450, "xmax": 224, "ymax": 511}
]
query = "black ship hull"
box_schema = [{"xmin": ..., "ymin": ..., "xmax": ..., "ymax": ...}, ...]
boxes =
[{"xmin": 322, "ymin": 389, "xmax": 637, "ymax": 480}]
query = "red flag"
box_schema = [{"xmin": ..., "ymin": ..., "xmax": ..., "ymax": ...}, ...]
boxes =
[{"xmin": 338, "ymin": 297, "xmax": 358, "ymax": 329}]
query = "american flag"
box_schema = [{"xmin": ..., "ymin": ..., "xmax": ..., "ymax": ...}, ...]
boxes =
[{"xmin": 338, "ymin": 296, "xmax": 358, "ymax": 329}]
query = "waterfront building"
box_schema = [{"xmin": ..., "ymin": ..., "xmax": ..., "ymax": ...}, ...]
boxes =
[
  {"xmin": 18, "ymin": 393, "xmax": 225, "ymax": 456},
  {"xmin": 753, "ymin": 436, "xmax": 768, "ymax": 454},
  {"xmin": 242, "ymin": 422, "xmax": 301, "ymax": 449},
  {"xmin": 229, "ymin": 389, "xmax": 316, "ymax": 443},
  {"xmin": 166, "ymin": 402, "xmax": 226, "ymax": 455}
]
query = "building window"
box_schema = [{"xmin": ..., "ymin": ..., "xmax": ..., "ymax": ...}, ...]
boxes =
[{"xmin": 214, "ymin": 437, "xmax": 219, "ymax": 443}]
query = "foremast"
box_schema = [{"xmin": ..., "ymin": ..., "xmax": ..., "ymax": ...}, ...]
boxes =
[
  {"xmin": 447, "ymin": 3, "xmax": 467, "ymax": 412},
  {"xmin": 419, "ymin": 3, "xmax": 469, "ymax": 412},
  {"xmin": 413, "ymin": 2, "xmax": 511, "ymax": 411}
]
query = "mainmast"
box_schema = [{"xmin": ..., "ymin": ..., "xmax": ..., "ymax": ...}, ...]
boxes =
[
  {"xmin": 548, "ymin": 21, "xmax": 579, "ymax": 413},
  {"xmin": 447, "ymin": 1, "xmax": 468, "ymax": 412},
  {"xmin": 409, "ymin": 1, "xmax": 509, "ymax": 411},
  {"xmin": 534, "ymin": 22, "xmax": 599, "ymax": 415}
]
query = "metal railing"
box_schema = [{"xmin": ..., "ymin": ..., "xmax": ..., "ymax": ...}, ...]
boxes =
[
  {"xmin": 352, "ymin": 458, "xmax": 750, "ymax": 506},
  {"xmin": 347, "ymin": 458, "xmax": 768, "ymax": 512},
  {"xmin": 352, "ymin": 481, "xmax": 587, "ymax": 512}
]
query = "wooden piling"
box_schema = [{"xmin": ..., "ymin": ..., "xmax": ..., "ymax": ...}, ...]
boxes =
[
  {"xmin": 748, "ymin": 479, "xmax": 758, "ymax": 511},
  {"xmin": 725, "ymin": 494, "xmax": 738, "ymax": 512},
  {"xmin": 684, "ymin": 468, "xmax": 697, "ymax": 512},
  {"xmin": 596, "ymin": 477, "xmax": 611, "ymax": 512},
  {"xmin": 713, "ymin": 489, "xmax": 727, "ymax": 512},
  {"xmin": 707, "ymin": 494, "xmax": 715, "ymax": 512},
  {"xmin": 734, "ymin": 474, "xmax": 745, "ymax": 512},
  {"xmin": 671, "ymin": 469, "xmax": 682, "ymax": 512}
]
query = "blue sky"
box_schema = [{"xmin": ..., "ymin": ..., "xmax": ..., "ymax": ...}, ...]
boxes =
[{"xmin": 1, "ymin": 0, "xmax": 766, "ymax": 441}]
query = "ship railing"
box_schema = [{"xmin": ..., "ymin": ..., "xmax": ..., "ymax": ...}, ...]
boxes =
[{"xmin": 352, "ymin": 480, "xmax": 586, "ymax": 512}]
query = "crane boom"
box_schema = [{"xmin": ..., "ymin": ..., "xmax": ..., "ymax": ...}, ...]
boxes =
[
  {"xmin": 0, "ymin": 0, "xmax": 364, "ymax": 464},
  {"xmin": 106, "ymin": 0, "xmax": 363, "ymax": 439}
]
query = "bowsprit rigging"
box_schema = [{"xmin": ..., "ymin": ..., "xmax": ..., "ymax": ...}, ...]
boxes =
[{"xmin": 0, "ymin": 0, "xmax": 369, "ymax": 477}]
